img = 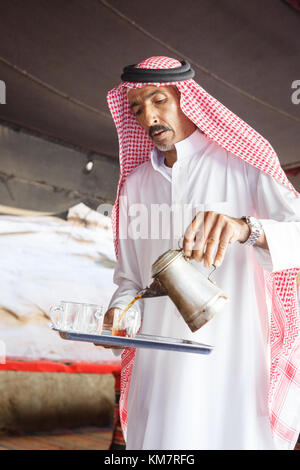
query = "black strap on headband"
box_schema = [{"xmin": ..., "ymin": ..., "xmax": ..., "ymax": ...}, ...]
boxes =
[{"xmin": 121, "ymin": 60, "xmax": 195, "ymax": 83}]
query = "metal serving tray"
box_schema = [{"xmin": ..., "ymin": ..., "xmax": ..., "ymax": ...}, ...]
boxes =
[{"xmin": 54, "ymin": 328, "xmax": 213, "ymax": 355}]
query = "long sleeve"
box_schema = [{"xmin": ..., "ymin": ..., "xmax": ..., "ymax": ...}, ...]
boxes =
[
  {"xmin": 247, "ymin": 166, "xmax": 300, "ymax": 272},
  {"xmin": 107, "ymin": 181, "xmax": 144, "ymax": 315}
]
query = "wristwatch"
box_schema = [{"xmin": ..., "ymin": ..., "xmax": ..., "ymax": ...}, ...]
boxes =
[{"xmin": 240, "ymin": 216, "xmax": 263, "ymax": 246}]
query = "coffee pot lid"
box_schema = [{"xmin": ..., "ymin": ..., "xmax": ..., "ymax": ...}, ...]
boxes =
[{"xmin": 151, "ymin": 249, "xmax": 183, "ymax": 277}]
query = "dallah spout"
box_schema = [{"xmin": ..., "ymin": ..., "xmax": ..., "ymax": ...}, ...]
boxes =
[{"xmin": 137, "ymin": 278, "xmax": 168, "ymax": 298}]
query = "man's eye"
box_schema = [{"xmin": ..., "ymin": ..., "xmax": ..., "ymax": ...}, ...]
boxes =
[
  {"xmin": 155, "ymin": 99, "xmax": 165, "ymax": 104},
  {"xmin": 135, "ymin": 109, "xmax": 142, "ymax": 116}
]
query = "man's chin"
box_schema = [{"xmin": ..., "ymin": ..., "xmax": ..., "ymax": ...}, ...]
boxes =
[{"xmin": 155, "ymin": 142, "xmax": 175, "ymax": 152}]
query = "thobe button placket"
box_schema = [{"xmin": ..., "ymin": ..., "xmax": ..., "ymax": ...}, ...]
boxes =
[{"xmin": 171, "ymin": 159, "xmax": 189, "ymax": 242}]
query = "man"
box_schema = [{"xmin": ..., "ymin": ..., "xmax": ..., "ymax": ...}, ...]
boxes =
[{"xmin": 103, "ymin": 57, "xmax": 300, "ymax": 450}]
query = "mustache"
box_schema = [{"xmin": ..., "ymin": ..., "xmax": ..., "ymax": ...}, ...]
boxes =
[{"xmin": 149, "ymin": 125, "xmax": 172, "ymax": 138}]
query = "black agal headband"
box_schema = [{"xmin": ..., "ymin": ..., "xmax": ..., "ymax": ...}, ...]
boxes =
[{"xmin": 121, "ymin": 60, "xmax": 195, "ymax": 83}]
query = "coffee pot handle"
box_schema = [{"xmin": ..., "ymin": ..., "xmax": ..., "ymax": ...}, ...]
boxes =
[
  {"xmin": 178, "ymin": 236, "xmax": 217, "ymax": 281},
  {"xmin": 208, "ymin": 265, "xmax": 217, "ymax": 284}
]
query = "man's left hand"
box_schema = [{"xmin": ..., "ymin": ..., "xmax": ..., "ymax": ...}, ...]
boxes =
[{"xmin": 183, "ymin": 211, "xmax": 250, "ymax": 267}]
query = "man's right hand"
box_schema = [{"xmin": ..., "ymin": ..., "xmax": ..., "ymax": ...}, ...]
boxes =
[{"xmin": 94, "ymin": 307, "xmax": 121, "ymax": 349}]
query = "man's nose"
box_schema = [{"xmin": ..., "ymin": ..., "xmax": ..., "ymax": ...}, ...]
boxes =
[{"xmin": 143, "ymin": 106, "xmax": 158, "ymax": 127}]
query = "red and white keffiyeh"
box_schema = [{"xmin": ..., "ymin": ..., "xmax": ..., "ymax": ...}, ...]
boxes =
[{"xmin": 107, "ymin": 56, "xmax": 300, "ymax": 447}]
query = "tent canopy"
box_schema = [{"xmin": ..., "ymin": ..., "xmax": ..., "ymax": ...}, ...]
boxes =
[{"xmin": 0, "ymin": 0, "xmax": 299, "ymax": 213}]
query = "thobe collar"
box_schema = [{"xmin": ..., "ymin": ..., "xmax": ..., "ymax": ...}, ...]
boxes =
[
  {"xmin": 174, "ymin": 128, "xmax": 207, "ymax": 160},
  {"xmin": 150, "ymin": 128, "xmax": 207, "ymax": 179}
]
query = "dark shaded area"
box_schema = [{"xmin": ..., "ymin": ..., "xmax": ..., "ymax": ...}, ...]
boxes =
[{"xmin": 0, "ymin": 0, "xmax": 299, "ymax": 212}]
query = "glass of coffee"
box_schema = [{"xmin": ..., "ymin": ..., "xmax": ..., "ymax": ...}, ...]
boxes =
[{"xmin": 112, "ymin": 306, "xmax": 141, "ymax": 338}]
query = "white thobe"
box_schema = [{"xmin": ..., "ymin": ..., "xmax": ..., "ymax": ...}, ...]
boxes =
[{"xmin": 108, "ymin": 129, "xmax": 300, "ymax": 450}]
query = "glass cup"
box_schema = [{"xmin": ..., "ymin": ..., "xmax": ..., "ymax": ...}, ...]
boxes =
[
  {"xmin": 50, "ymin": 301, "xmax": 104, "ymax": 334},
  {"xmin": 50, "ymin": 301, "xmax": 81, "ymax": 331},
  {"xmin": 112, "ymin": 306, "xmax": 141, "ymax": 338},
  {"xmin": 72, "ymin": 303, "xmax": 104, "ymax": 334}
]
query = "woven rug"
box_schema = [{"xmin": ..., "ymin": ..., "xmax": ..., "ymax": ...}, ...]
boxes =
[
  {"xmin": 0, "ymin": 428, "xmax": 298, "ymax": 450},
  {"xmin": 0, "ymin": 427, "xmax": 113, "ymax": 450}
]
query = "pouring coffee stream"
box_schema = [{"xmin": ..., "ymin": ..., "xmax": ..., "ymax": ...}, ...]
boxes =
[
  {"xmin": 117, "ymin": 248, "xmax": 229, "ymax": 334},
  {"xmin": 113, "ymin": 294, "xmax": 142, "ymax": 335}
]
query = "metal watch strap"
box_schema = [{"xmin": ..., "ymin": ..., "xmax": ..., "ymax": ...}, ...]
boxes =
[{"xmin": 240, "ymin": 216, "xmax": 263, "ymax": 246}]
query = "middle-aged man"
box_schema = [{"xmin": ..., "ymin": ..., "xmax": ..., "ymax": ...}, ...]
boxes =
[{"xmin": 102, "ymin": 56, "xmax": 300, "ymax": 450}]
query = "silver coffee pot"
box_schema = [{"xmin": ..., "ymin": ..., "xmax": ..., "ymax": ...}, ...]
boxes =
[{"xmin": 137, "ymin": 249, "xmax": 229, "ymax": 332}]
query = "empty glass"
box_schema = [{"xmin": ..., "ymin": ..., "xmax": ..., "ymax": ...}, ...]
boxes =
[{"xmin": 50, "ymin": 301, "xmax": 104, "ymax": 334}]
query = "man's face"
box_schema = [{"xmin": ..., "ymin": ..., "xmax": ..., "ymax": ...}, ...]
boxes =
[{"xmin": 127, "ymin": 85, "xmax": 196, "ymax": 151}]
